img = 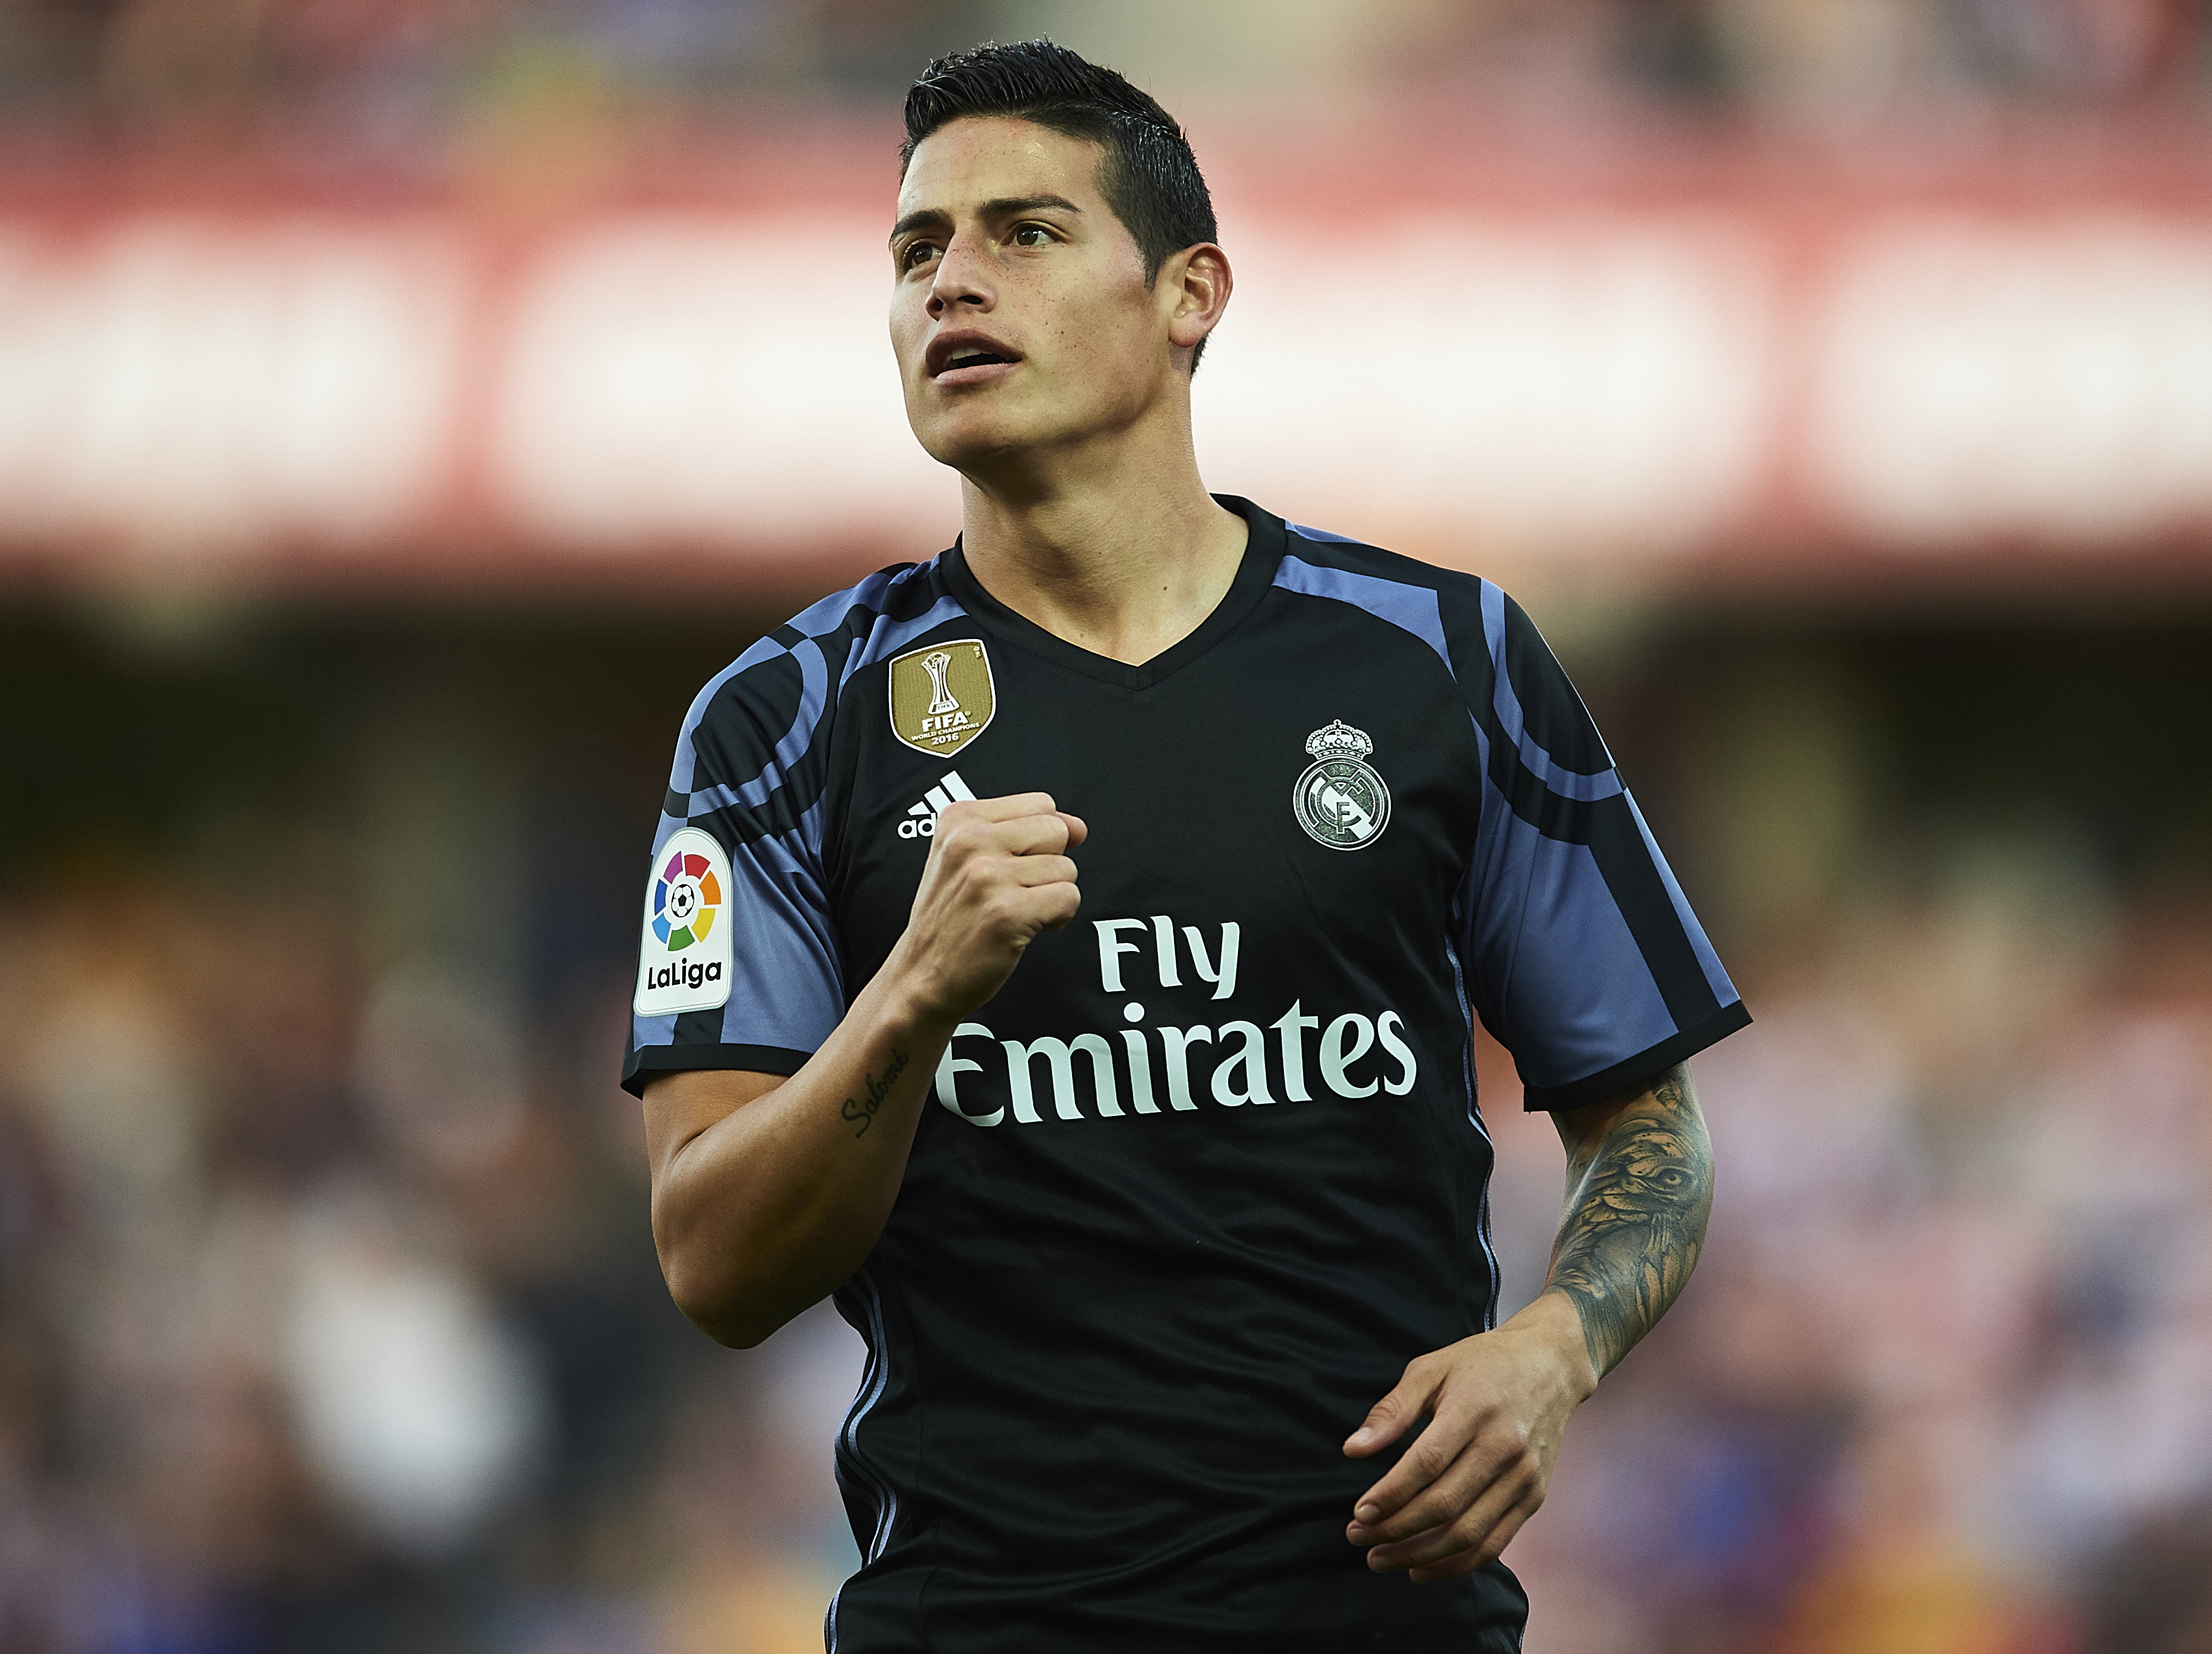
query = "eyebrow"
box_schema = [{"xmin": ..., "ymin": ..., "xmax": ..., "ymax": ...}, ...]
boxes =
[{"xmin": 890, "ymin": 194, "xmax": 1085, "ymax": 245}]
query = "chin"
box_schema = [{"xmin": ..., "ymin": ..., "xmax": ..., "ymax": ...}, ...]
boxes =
[{"xmin": 913, "ymin": 405, "xmax": 1041, "ymax": 474}]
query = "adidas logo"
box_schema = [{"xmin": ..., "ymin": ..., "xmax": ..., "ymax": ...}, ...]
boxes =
[{"xmin": 896, "ymin": 770, "xmax": 977, "ymax": 839}]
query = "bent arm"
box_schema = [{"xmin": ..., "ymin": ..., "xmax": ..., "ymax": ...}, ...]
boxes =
[
  {"xmin": 1341, "ymin": 1060, "xmax": 1713, "ymax": 1580},
  {"xmin": 643, "ymin": 793, "xmax": 1083, "ymax": 1349},
  {"xmin": 645, "ymin": 968, "xmax": 955, "ymax": 1348},
  {"xmin": 1544, "ymin": 1060, "xmax": 1713, "ymax": 1380}
]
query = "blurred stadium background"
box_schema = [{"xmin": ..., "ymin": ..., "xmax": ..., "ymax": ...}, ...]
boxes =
[{"xmin": 2, "ymin": 2, "xmax": 2210, "ymax": 1650}]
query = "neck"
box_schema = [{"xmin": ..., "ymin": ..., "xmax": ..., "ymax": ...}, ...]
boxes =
[{"xmin": 954, "ymin": 412, "xmax": 1247, "ymax": 667}]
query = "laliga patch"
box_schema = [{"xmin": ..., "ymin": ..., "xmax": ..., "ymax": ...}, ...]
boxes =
[
  {"xmin": 1292, "ymin": 718, "xmax": 1392, "ymax": 850},
  {"xmin": 634, "ymin": 827, "xmax": 735, "ymax": 1016},
  {"xmin": 888, "ymin": 639, "xmax": 995, "ymax": 758}
]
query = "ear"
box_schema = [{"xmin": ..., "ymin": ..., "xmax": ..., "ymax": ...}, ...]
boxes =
[{"xmin": 1161, "ymin": 241, "xmax": 1233, "ymax": 357}]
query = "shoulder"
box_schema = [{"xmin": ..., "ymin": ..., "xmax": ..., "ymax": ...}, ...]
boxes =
[
  {"xmin": 683, "ymin": 558, "xmax": 956, "ymax": 734},
  {"xmin": 668, "ymin": 554, "xmax": 965, "ymax": 799},
  {"xmin": 1266, "ymin": 515, "xmax": 1517, "ymax": 683}
]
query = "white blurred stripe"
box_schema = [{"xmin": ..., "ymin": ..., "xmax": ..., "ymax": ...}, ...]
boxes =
[
  {"xmin": 489, "ymin": 216, "xmax": 950, "ymax": 551},
  {"xmin": 3, "ymin": 207, "xmax": 2212, "ymax": 566},
  {"xmin": 0, "ymin": 220, "xmax": 465, "ymax": 550},
  {"xmin": 1809, "ymin": 218, "xmax": 2212, "ymax": 546},
  {"xmin": 1193, "ymin": 222, "xmax": 1777, "ymax": 558}
]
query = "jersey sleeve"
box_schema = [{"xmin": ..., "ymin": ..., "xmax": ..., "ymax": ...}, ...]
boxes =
[
  {"xmin": 1449, "ymin": 584, "xmax": 1748, "ymax": 1110},
  {"xmin": 621, "ymin": 632, "xmax": 847, "ymax": 1098}
]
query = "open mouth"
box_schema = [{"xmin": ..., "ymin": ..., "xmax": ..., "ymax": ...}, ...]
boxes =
[{"xmin": 928, "ymin": 334, "xmax": 1021, "ymax": 379}]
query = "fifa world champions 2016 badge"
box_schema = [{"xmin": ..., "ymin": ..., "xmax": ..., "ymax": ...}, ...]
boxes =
[
  {"xmin": 888, "ymin": 639, "xmax": 995, "ymax": 758},
  {"xmin": 635, "ymin": 826, "xmax": 735, "ymax": 1016},
  {"xmin": 1292, "ymin": 719, "xmax": 1392, "ymax": 850}
]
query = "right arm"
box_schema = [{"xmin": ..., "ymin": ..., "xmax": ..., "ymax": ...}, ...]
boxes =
[{"xmin": 643, "ymin": 793, "xmax": 1084, "ymax": 1347}]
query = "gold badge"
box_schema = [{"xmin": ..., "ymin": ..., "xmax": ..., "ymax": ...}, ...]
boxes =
[{"xmin": 888, "ymin": 638, "xmax": 996, "ymax": 758}]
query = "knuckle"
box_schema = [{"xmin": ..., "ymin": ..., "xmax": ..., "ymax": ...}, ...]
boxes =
[{"xmin": 1370, "ymin": 1499, "xmax": 1415, "ymax": 1537}]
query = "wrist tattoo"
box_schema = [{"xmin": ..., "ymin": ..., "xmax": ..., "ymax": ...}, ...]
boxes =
[
  {"xmin": 840, "ymin": 1049, "xmax": 909, "ymax": 1139},
  {"xmin": 1544, "ymin": 1063, "xmax": 1712, "ymax": 1378}
]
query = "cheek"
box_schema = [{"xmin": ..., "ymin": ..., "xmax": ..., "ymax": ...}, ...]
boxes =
[
  {"xmin": 1096, "ymin": 303, "xmax": 1170, "ymax": 396},
  {"xmin": 888, "ymin": 292, "xmax": 928, "ymax": 368},
  {"xmin": 1048, "ymin": 289, "xmax": 1160, "ymax": 384}
]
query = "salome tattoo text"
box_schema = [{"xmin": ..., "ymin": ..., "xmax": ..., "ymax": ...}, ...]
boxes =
[{"xmin": 842, "ymin": 1050, "xmax": 910, "ymax": 1138}]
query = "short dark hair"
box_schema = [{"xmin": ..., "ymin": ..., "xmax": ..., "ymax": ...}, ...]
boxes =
[{"xmin": 901, "ymin": 40, "xmax": 1220, "ymax": 368}]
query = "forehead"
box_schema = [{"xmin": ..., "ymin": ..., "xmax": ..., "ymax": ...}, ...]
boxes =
[{"xmin": 895, "ymin": 117, "xmax": 1106, "ymax": 216}]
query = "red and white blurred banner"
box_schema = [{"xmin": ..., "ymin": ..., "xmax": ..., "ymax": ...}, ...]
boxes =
[{"xmin": 3, "ymin": 125, "xmax": 2210, "ymax": 597}]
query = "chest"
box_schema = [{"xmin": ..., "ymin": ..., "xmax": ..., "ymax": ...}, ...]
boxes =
[{"xmin": 821, "ymin": 625, "xmax": 1482, "ymax": 1006}]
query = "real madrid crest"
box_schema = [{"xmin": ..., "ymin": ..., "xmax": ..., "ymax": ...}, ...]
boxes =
[
  {"xmin": 888, "ymin": 638, "xmax": 995, "ymax": 758},
  {"xmin": 1292, "ymin": 718, "xmax": 1391, "ymax": 850}
]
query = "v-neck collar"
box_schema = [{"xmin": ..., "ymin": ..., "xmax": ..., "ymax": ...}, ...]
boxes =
[{"xmin": 938, "ymin": 496, "xmax": 1283, "ymax": 692}]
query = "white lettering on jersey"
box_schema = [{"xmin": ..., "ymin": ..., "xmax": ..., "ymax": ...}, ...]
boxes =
[
  {"xmin": 1183, "ymin": 923, "xmax": 1240, "ymax": 1001},
  {"xmin": 1093, "ymin": 919, "xmax": 1147, "ymax": 992},
  {"xmin": 1089, "ymin": 914, "xmax": 1236, "ymax": 998},
  {"xmin": 1320, "ymin": 1014, "xmax": 1377, "ymax": 1098},
  {"xmin": 1156, "ymin": 1025, "xmax": 1211, "ymax": 1111},
  {"xmin": 934, "ymin": 1021, "xmax": 1003, "ymax": 1127},
  {"xmin": 1376, "ymin": 1011, "xmax": 1418, "ymax": 1096},
  {"xmin": 1272, "ymin": 1001, "xmax": 1319, "ymax": 1102},
  {"xmin": 1211, "ymin": 1021, "xmax": 1274, "ymax": 1107},
  {"xmin": 1003, "ymin": 1034, "xmax": 1120, "ymax": 1123},
  {"xmin": 895, "ymin": 768, "xmax": 977, "ymax": 839},
  {"xmin": 931, "ymin": 998, "xmax": 1417, "ymax": 1128},
  {"xmin": 931, "ymin": 911, "xmax": 1420, "ymax": 1128}
]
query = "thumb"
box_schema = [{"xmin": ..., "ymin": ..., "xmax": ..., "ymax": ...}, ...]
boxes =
[{"xmin": 1343, "ymin": 1363, "xmax": 1436, "ymax": 1458}]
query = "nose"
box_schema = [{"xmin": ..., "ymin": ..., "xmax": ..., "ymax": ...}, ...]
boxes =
[{"xmin": 926, "ymin": 231, "xmax": 994, "ymax": 318}]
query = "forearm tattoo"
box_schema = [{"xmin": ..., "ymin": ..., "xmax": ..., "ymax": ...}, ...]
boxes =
[
  {"xmin": 1544, "ymin": 1063, "xmax": 1712, "ymax": 1377},
  {"xmin": 840, "ymin": 1049, "xmax": 909, "ymax": 1139}
]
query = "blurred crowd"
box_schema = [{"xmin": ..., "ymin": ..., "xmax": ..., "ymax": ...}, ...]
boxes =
[
  {"xmin": 1487, "ymin": 860, "xmax": 2212, "ymax": 1654},
  {"xmin": 0, "ymin": 766, "xmax": 2206, "ymax": 1653},
  {"xmin": 0, "ymin": 0, "xmax": 2203, "ymax": 138},
  {"xmin": 0, "ymin": 864, "xmax": 873, "ymax": 1653}
]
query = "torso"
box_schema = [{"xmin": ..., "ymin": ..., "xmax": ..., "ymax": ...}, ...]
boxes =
[{"xmin": 816, "ymin": 503, "xmax": 1524, "ymax": 1650}]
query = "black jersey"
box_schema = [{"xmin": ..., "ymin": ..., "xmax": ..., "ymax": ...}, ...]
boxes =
[{"xmin": 623, "ymin": 498, "xmax": 1747, "ymax": 1652}]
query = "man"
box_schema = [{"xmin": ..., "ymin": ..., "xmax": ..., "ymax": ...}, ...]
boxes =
[{"xmin": 625, "ymin": 40, "xmax": 1747, "ymax": 1652}]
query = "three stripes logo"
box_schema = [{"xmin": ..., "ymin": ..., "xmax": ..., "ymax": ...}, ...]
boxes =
[{"xmin": 896, "ymin": 770, "xmax": 977, "ymax": 839}]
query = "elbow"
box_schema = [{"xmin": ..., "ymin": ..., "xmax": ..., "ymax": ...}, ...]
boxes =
[
  {"xmin": 692, "ymin": 1312, "xmax": 773, "ymax": 1351},
  {"xmin": 658, "ymin": 1245, "xmax": 784, "ymax": 1350}
]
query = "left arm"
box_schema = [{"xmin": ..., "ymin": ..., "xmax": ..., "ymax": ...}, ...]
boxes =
[{"xmin": 1343, "ymin": 1062, "xmax": 1713, "ymax": 1581}]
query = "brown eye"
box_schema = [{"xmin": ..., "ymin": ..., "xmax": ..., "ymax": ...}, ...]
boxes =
[
  {"xmin": 901, "ymin": 241, "xmax": 939, "ymax": 271},
  {"xmin": 1013, "ymin": 224, "xmax": 1054, "ymax": 247}
]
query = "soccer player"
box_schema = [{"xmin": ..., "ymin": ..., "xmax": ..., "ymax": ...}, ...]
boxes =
[{"xmin": 625, "ymin": 40, "xmax": 1748, "ymax": 1652}]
